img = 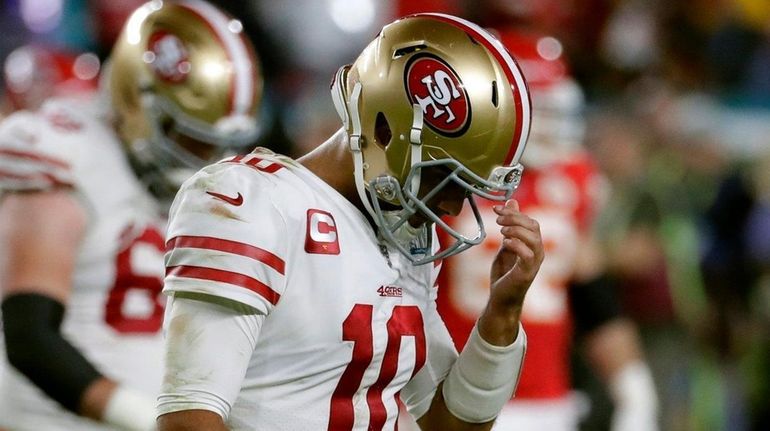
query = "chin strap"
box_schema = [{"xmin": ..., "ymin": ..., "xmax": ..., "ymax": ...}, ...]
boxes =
[
  {"xmin": 409, "ymin": 103, "xmax": 424, "ymax": 196},
  {"xmin": 330, "ymin": 66, "xmax": 350, "ymax": 130},
  {"xmin": 333, "ymin": 70, "xmax": 442, "ymax": 265},
  {"xmin": 330, "ymin": 68, "xmax": 379, "ymax": 223},
  {"xmin": 346, "ymin": 82, "xmax": 379, "ymax": 222}
]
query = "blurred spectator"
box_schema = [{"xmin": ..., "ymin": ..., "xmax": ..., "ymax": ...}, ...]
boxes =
[
  {"xmin": 587, "ymin": 107, "xmax": 700, "ymax": 431},
  {"xmin": 698, "ymin": 147, "xmax": 770, "ymax": 431}
]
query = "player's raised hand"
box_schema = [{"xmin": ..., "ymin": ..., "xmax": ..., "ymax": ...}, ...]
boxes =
[{"xmin": 489, "ymin": 199, "xmax": 544, "ymax": 309}]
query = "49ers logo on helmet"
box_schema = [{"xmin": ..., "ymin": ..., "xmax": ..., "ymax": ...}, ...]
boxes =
[
  {"xmin": 405, "ymin": 53, "xmax": 470, "ymax": 137},
  {"xmin": 146, "ymin": 31, "xmax": 190, "ymax": 83}
]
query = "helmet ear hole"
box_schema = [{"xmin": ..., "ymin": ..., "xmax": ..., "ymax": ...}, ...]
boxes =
[{"xmin": 374, "ymin": 112, "xmax": 392, "ymax": 149}]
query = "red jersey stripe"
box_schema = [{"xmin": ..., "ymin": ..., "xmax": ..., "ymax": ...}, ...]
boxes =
[
  {"xmin": 0, "ymin": 148, "xmax": 71, "ymax": 169},
  {"xmin": 42, "ymin": 173, "xmax": 74, "ymax": 188},
  {"xmin": 167, "ymin": 265, "xmax": 281, "ymax": 305},
  {"xmin": 221, "ymin": 154, "xmax": 284, "ymax": 174},
  {"xmin": 244, "ymin": 156, "xmax": 283, "ymax": 173},
  {"xmin": 0, "ymin": 169, "xmax": 37, "ymax": 181},
  {"xmin": 166, "ymin": 235, "xmax": 285, "ymax": 275},
  {"xmin": 0, "ymin": 169, "xmax": 73, "ymax": 187}
]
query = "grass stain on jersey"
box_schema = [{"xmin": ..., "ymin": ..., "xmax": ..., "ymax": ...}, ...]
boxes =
[{"xmin": 209, "ymin": 202, "xmax": 243, "ymax": 221}]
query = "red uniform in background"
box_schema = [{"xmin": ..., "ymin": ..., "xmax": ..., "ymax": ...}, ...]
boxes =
[
  {"xmin": 435, "ymin": 28, "xmax": 659, "ymax": 431},
  {"xmin": 395, "ymin": 0, "xmax": 461, "ymax": 17},
  {"xmin": 438, "ymin": 152, "xmax": 603, "ymax": 397},
  {"xmin": 437, "ymin": 28, "xmax": 610, "ymax": 429}
]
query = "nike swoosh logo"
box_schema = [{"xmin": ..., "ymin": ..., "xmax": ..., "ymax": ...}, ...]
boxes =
[{"xmin": 206, "ymin": 191, "xmax": 244, "ymax": 206}]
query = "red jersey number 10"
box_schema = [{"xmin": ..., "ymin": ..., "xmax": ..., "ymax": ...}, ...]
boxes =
[{"xmin": 329, "ymin": 304, "xmax": 426, "ymax": 430}]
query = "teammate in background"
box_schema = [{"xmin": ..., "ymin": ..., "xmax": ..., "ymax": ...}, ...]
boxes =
[
  {"xmin": 0, "ymin": 43, "xmax": 101, "ymax": 431},
  {"xmin": 436, "ymin": 30, "xmax": 660, "ymax": 431},
  {"xmin": 156, "ymin": 14, "xmax": 542, "ymax": 431},
  {"xmin": 0, "ymin": 1, "xmax": 262, "ymax": 430}
]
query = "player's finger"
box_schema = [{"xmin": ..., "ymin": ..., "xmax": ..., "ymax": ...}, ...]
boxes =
[
  {"xmin": 500, "ymin": 225, "xmax": 541, "ymax": 250},
  {"xmin": 495, "ymin": 211, "xmax": 540, "ymax": 233},
  {"xmin": 501, "ymin": 237, "xmax": 540, "ymax": 274},
  {"xmin": 505, "ymin": 229, "xmax": 543, "ymax": 262},
  {"xmin": 492, "ymin": 199, "xmax": 519, "ymax": 214}
]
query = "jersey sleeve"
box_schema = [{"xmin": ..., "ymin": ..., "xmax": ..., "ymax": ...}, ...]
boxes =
[
  {"xmin": 164, "ymin": 163, "xmax": 288, "ymax": 314},
  {"xmin": 0, "ymin": 110, "xmax": 77, "ymax": 192},
  {"xmin": 157, "ymin": 294, "xmax": 265, "ymax": 419}
]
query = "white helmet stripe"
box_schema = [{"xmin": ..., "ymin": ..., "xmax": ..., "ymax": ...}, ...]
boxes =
[
  {"xmin": 178, "ymin": 0, "xmax": 254, "ymax": 116},
  {"xmin": 417, "ymin": 13, "xmax": 531, "ymax": 167}
]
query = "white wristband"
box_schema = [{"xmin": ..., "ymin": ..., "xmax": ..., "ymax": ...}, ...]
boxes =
[
  {"xmin": 103, "ymin": 386, "xmax": 157, "ymax": 431},
  {"xmin": 609, "ymin": 361, "xmax": 659, "ymax": 431},
  {"xmin": 442, "ymin": 323, "xmax": 526, "ymax": 423}
]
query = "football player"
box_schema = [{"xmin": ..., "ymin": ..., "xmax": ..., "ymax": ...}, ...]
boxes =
[
  {"xmin": 0, "ymin": 1, "xmax": 262, "ymax": 430},
  {"xmin": 435, "ymin": 30, "xmax": 659, "ymax": 431},
  {"xmin": 0, "ymin": 44, "xmax": 100, "ymax": 428},
  {"xmin": 156, "ymin": 13, "xmax": 543, "ymax": 431}
]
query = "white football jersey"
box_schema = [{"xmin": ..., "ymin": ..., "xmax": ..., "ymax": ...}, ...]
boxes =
[
  {"xmin": 161, "ymin": 149, "xmax": 458, "ymax": 430},
  {"xmin": 0, "ymin": 98, "xmax": 166, "ymax": 430}
]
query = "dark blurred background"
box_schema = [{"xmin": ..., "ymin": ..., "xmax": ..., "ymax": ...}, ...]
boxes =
[{"xmin": 1, "ymin": 1, "xmax": 769, "ymax": 430}]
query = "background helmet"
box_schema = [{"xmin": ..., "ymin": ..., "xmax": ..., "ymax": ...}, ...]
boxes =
[
  {"xmin": 331, "ymin": 13, "xmax": 531, "ymax": 264},
  {"xmin": 3, "ymin": 44, "xmax": 100, "ymax": 112},
  {"xmin": 109, "ymin": 0, "xmax": 262, "ymax": 198},
  {"xmin": 498, "ymin": 29, "xmax": 586, "ymax": 167}
]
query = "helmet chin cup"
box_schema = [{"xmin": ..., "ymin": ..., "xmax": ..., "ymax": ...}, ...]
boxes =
[
  {"xmin": 371, "ymin": 179, "xmax": 487, "ymax": 266},
  {"xmin": 489, "ymin": 164, "xmax": 524, "ymax": 194},
  {"xmin": 372, "ymin": 176, "xmax": 400, "ymax": 203},
  {"xmin": 366, "ymin": 156, "xmax": 518, "ymax": 266}
]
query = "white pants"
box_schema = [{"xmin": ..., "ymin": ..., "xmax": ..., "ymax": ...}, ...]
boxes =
[
  {"xmin": 398, "ymin": 393, "xmax": 585, "ymax": 431},
  {"xmin": 493, "ymin": 394, "xmax": 584, "ymax": 431}
]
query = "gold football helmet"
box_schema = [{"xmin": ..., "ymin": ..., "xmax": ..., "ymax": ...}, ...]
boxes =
[
  {"xmin": 109, "ymin": 0, "xmax": 262, "ymax": 198},
  {"xmin": 331, "ymin": 13, "xmax": 531, "ymax": 264}
]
